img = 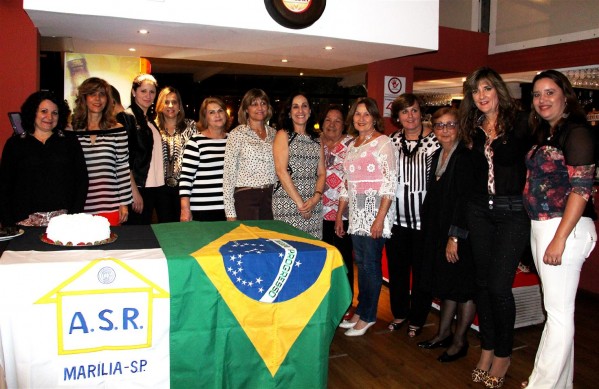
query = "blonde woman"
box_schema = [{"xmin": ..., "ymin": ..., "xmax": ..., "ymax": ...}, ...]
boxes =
[{"xmin": 155, "ymin": 86, "xmax": 197, "ymax": 221}]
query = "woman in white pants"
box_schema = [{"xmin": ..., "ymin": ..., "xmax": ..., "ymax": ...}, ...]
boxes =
[{"xmin": 522, "ymin": 69, "xmax": 597, "ymax": 389}]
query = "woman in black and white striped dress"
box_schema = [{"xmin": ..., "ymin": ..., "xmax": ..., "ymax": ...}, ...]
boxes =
[
  {"xmin": 179, "ymin": 97, "xmax": 229, "ymax": 222},
  {"xmin": 71, "ymin": 77, "xmax": 132, "ymax": 226}
]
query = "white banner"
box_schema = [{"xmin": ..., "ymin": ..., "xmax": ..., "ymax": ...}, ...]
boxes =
[{"xmin": 0, "ymin": 249, "xmax": 170, "ymax": 388}]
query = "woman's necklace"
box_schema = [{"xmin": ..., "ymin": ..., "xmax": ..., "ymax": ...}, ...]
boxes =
[
  {"xmin": 483, "ymin": 117, "xmax": 497, "ymax": 139},
  {"xmin": 400, "ymin": 126, "xmax": 424, "ymax": 157},
  {"xmin": 356, "ymin": 129, "xmax": 375, "ymax": 147}
]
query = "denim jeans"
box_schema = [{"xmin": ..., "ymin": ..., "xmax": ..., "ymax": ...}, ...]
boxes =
[{"xmin": 351, "ymin": 234, "xmax": 386, "ymax": 323}]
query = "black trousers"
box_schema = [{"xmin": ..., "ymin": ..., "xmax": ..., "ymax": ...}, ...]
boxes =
[
  {"xmin": 323, "ymin": 219, "xmax": 354, "ymax": 297},
  {"xmin": 385, "ymin": 224, "xmax": 432, "ymax": 327},
  {"xmin": 467, "ymin": 199, "xmax": 530, "ymax": 357},
  {"xmin": 233, "ymin": 187, "xmax": 273, "ymax": 220},
  {"xmin": 127, "ymin": 185, "xmax": 174, "ymax": 225}
]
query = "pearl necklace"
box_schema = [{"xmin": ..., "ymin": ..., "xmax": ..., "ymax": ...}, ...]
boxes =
[{"xmin": 356, "ymin": 129, "xmax": 375, "ymax": 146}]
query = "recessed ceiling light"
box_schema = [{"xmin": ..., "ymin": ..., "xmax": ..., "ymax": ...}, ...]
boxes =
[
  {"xmin": 281, "ymin": 59, "xmax": 288, "ymax": 63},
  {"xmin": 324, "ymin": 46, "xmax": 333, "ymax": 50},
  {"xmin": 129, "ymin": 48, "xmax": 136, "ymax": 52},
  {"xmin": 138, "ymin": 29, "xmax": 149, "ymax": 35}
]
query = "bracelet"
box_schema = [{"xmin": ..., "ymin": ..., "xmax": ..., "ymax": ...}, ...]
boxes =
[{"xmin": 314, "ymin": 191, "xmax": 322, "ymax": 196}]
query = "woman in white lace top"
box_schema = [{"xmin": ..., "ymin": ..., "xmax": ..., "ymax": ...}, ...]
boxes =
[{"xmin": 335, "ymin": 97, "xmax": 398, "ymax": 336}]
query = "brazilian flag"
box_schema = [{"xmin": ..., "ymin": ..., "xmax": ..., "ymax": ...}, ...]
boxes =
[{"xmin": 152, "ymin": 221, "xmax": 351, "ymax": 388}]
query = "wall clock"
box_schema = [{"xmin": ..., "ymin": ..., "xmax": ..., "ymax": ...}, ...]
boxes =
[{"xmin": 264, "ymin": 0, "xmax": 326, "ymax": 29}]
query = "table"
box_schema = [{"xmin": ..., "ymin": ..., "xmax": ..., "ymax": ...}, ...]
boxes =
[{"xmin": 0, "ymin": 221, "xmax": 351, "ymax": 388}]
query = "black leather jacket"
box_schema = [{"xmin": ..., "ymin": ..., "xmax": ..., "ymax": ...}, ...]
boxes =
[{"xmin": 126, "ymin": 103, "xmax": 156, "ymax": 188}]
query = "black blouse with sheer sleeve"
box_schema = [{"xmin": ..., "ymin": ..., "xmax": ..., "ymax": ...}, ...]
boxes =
[{"xmin": 470, "ymin": 111, "xmax": 533, "ymax": 198}]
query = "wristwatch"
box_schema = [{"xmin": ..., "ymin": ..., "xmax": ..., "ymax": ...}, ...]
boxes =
[{"xmin": 450, "ymin": 236, "xmax": 458, "ymax": 243}]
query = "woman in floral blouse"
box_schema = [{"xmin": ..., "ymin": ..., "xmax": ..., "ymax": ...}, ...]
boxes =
[
  {"xmin": 522, "ymin": 70, "xmax": 597, "ymax": 389},
  {"xmin": 335, "ymin": 97, "xmax": 398, "ymax": 337}
]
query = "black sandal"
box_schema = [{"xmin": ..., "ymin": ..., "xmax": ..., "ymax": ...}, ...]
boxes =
[
  {"xmin": 387, "ymin": 320, "xmax": 406, "ymax": 331},
  {"xmin": 407, "ymin": 325, "xmax": 422, "ymax": 338}
]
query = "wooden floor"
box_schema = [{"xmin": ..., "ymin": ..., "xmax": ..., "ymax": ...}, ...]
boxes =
[{"xmin": 328, "ymin": 282, "xmax": 599, "ymax": 389}]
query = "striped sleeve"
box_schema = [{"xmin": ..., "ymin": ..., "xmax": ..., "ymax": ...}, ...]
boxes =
[{"xmin": 180, "ymin": 134, "xmax": 228, "ymax": 211}]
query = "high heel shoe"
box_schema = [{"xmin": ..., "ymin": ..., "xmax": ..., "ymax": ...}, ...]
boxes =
[
  {"xmin": 339, "ymin": 319, "xmax": 357, "ymax": 329},
  {"xmin": 417, "ymin": 334, "xmax": 453, "ymax": 349},
  {"xmin": 407, "ymin": 325, "xmax": 422, "ymax": 338},
  {"xmin": 437, "ymin": 343, "xmax": 469, "ymax": 363},
  {"xmin": 483, "ymin": 375, "xmax": 505, "ymax": 388},
  {"xmin": 344, "ymin": 321, "xmax": 376, "ymax": 336},
  {"xmin": 472, "ymin": 368, "xmax": 489, "ymax": 383},
  {"xmin": 387, "ymin": 319, "xmax": 406, "ymax": 331}
]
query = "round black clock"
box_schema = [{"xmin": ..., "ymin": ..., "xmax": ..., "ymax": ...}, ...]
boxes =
[{"xmin": 264, "ymin": 0, "xmax": 326, "ymax": 29}]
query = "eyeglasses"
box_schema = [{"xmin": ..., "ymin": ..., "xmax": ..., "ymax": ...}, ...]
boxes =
[{"xmin": 433, "ymin": 121, "xmax": 458, "ymax": 131}]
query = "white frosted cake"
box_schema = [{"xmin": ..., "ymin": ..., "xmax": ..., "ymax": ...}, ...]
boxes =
[{"xmin": 46, "ymin": 213, "xmax": 111, "ymax": 245}]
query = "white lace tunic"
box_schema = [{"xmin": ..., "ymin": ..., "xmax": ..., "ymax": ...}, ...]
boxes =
[{"xmin": 339, "ymin": 135, "xmax": 398, "ymax": 238}]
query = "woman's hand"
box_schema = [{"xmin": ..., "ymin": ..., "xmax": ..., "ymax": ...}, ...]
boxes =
[
  {"xmin": 180, "ymin": 208, "xmax": 192, "ymax": 222},
  {"xmin": 543, "ymin": 236, "xmax": 566, "ymax": 266},
  {"xmin": 180, "ymin": 197, "xmax": 192, "ymax": 222},
  {"xmin": 370, "ymin": 217, "xmax": 384, "ymax": 239},
  {"xmin": 227, "ymin": 217, "xmax": 237, "ymax": 221},
  {"xmin": 299, "ymin": 194, "xmax": 321, "ymax": 218},
  {"xmin": 446, "ymin": 238, "xmax": 459, "ymax": 263},
  {"xmin": 118, "ymin": 205, "xmax": 129, "ymax": 224},
  {"xmin": 334, "ymin": 218, "xmax": 345, "ymax": 238},
  {"xmin": 131, "ymin": 186, "xmax": 143, "ymax": 214}
]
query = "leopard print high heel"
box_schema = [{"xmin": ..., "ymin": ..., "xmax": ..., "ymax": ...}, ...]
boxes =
[
  {"xmin": 472, "ymin": 368, "xmax": 489, "ymax": 383},
  {"xmin": 483, "ymin": 375, "xmax": 505, "ymax": 388}
]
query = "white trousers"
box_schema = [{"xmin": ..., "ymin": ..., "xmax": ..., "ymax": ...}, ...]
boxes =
[{"xmin": 527, "ymin": 217, "xmax": 596, "ymax": 389}]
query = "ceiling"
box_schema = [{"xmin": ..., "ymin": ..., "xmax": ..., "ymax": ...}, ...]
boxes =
[
  {"xmin": 29, "ymin": 4, "xmax": 577, "ymax": 96},
  {"xmin": 32, "ymin": 9, "xmax": 432, "ymax": 88}
]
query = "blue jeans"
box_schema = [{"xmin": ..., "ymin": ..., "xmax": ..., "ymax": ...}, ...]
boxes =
[{"xmin": 351, "ymin": 234, "xmax": 386, "ymax": 323}]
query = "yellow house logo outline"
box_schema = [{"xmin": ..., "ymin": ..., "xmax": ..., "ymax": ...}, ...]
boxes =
[{"xmin": 35, "ymin": 257, "xmax": 169, "ymax": 355}]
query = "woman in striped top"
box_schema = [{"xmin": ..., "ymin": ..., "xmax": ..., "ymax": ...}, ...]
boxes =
[
  {"xmin": 71, "ymin": 77, "xmax": 132, "ymax": 226},
  {"xmin": 179, "ymin": 97, "xmax": 229, "ymax": 222}
]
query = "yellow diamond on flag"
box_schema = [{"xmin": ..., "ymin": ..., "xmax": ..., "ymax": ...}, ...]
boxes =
[{"xmin": 191, "ymin": 224, "xmax": 342, "ymax": 377}]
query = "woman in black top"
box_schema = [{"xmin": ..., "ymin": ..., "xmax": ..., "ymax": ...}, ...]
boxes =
[
  {"xmin": 0, "ymin": 91, "xmax": 88, "ymax": 227},
  {"xmin": 459, "ymin": 67, "xmax": 532, "ymax": 388},
  {"xmin": 418, "ymin": 107, "xmax": 476, "ymax": 363},
  {"xmin": 126, "ymin": 74, "xmax": 170, "ymax": 224}
]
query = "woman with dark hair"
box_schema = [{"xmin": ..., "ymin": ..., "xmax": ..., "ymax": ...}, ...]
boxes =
[
  {"xmin": 180, "ymin": 97, "xmax": 229, "ymax": 222},
  {"xmin": 336, "ymin": 97, "xmax": 398, "ymax": 336},
  {"xmin": 223, "ymin": 88, "xmax": 277, "ymax": 220},
  {"xmin": 272, "ymin": 92, "xmax": 325, "ymax": 238},
  {"xmin": 126, "ymin": 73, "xmax": 170, "ymax": 224},
  {"xmin": 155, "ymin": 86, "xmax": 197, "ymax": 221},
  {"xmin": 386, "ymin": 93, "xmax": 440, "ymax": 336},
  {"xmin": 0, "ymin": 91, "xmax": 88, "ymax": 227},
  {"xmin": 459, "ymin": 67, "xmax": 532, "ymax": 388},
  {"xmin": 418, "ymin": 107, "xmax": 476, "ymax": 363},
  {"xmin": 72, "ymin": 77, "xmax": 132, "ymax": 226},
  {"xmin": 522, "ymin": 70, "xmax": 596, "ymax": 389},
  {"xmin": 320, "ymin": 104, "xmax": 355, "ymax": 317}
]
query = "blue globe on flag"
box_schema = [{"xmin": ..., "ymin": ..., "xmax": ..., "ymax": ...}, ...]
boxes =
[{"xmin": 219, "ymin": 238, "xmax": 327, "ymax": 303}]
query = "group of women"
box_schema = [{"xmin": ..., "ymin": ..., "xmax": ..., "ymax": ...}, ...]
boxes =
[
  {"xmin": 337, "ymin": 68, "xmax": 596, "ymax": 389},
  {"xmin": 0, "ymin": 67, "xmax": 595, "ymax": 388}
]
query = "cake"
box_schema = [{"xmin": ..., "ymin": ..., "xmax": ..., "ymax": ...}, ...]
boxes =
[{"xmin": 46, "ymin": 213, "xmax": 111, "ymax": 245}]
